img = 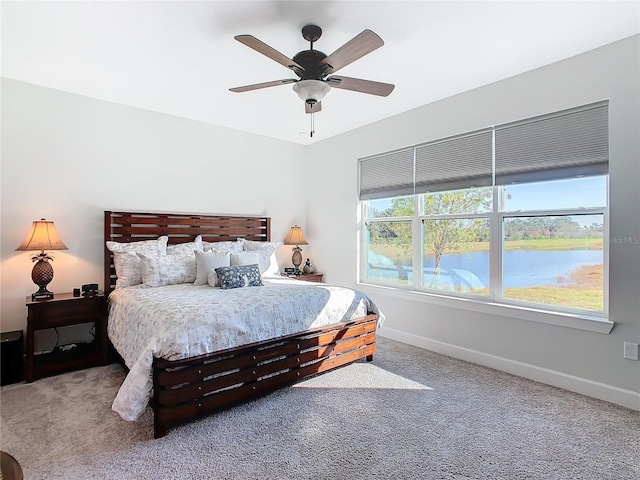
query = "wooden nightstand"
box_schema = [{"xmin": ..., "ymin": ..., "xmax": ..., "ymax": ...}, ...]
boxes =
[
  {"xmin": 288, "ymin": 273, "xmax": 324, "ymax": 283},
  {"xmin": 25, "ymin": 292, "xmax": 109, "ymax": 382}
]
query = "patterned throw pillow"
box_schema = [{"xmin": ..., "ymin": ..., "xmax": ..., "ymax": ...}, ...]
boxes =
[
  {"xmin": 203, "ymin": 240, "xmax": 244, "ymax": 253},
  {"xmin": 167, "ymin": 235, "xmax": 204, "ymax": 255},
  {"xmin": 242, "ymin": 240, "xmax": 282, "ymax": 276},
  {"xmin": 214, "ymin": 264, "xmax": 263, "ymax": 289},
  {"xmin": 106, "ymin": 236, "xmax": 168, "ymax": 288},
  {"xmin": 137, "ymin": 253, "xmax": 196, "ymax": 287}
]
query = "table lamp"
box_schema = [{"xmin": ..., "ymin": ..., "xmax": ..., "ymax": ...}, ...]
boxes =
[
  {"xmin": 16, "ymin": 218, "xmax": 68, "ymax": 300},
  {"xmin": 283, "ymin": 225, "xmax": 308, "ymax": 274}
]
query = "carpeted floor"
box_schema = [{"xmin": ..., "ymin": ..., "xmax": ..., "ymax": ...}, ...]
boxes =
[{"xmin": 1, "ymin": 336, "xmax": 638, "ymax": 479}]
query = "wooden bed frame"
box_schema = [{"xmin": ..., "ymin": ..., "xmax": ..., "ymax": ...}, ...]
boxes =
[{"xmin": 104, "ymin": 210, "xmax": 377, "ymax": 438}]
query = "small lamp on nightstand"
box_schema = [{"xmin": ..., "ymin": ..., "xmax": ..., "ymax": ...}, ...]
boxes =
[
  {"xmin": 16, "ymin": 218, "xmax": 68, "ymax": 301},
  {"xmin": 283, "ymin": 225, "xmax": 308, "ymax": 275}
]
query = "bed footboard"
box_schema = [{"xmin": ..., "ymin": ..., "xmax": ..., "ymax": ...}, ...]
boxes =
[{"xmin": 152, "ymin": 313, "xmax": 377, "ymax": 438}]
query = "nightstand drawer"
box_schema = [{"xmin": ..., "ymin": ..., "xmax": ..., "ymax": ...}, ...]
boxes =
[{"xmin": 28, "ymin": 296, "xmax": 105, "ymax": 328}]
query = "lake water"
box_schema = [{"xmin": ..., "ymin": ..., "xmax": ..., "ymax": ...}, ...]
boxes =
[{"xmin": 369, "ymin": 249, "xmax": 603, "ymax": 289}]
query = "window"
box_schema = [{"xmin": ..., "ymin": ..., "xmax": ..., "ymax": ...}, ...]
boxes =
[
  {"xmin": 365, "ymin": 196, "xmax": 415, "ymax": 286},
  {"xmin": 359, "ymin": 102, "xmax": 609, "ymax": 317}
]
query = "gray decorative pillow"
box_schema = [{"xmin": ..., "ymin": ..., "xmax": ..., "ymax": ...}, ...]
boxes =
[
  {"xmin": 167, "ymin": 235, "xmax": 204, "ymax": 255},
  {"xmin": 215, "ymin": 264, "xmax": 263, "ymax": 289}
]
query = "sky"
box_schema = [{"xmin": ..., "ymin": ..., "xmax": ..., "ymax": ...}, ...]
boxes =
[{"xmin": 503, "ymin": 176, "xmax": 607, "ymax": 211}]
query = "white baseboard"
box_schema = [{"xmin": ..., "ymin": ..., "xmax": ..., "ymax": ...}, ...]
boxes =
[{"xmin": 379, "ymin": 327, "xmax": 640, "ymax": 411}]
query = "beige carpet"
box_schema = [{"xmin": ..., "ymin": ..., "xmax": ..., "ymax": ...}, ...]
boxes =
[{"xmin": 1, "ymin": 337, "xmax": 638, "ymax": 479}]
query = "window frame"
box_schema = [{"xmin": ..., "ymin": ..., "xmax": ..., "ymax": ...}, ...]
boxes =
[
  {"xmin": 494, "ymin": 204, "xmax": 609, "ymax": 317},
  {"xmin": 358, "ymin": 101, "xmax": 611, "ymax": 332},
  {"xmin": 359, "ymin": 180, "xmax": 610, "ymax": 325}
]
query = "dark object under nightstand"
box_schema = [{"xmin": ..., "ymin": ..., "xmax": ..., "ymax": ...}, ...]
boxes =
[
  {"xmin": 1, "ymin": 331, "xmax": 24, "ymax": 386},
  {"xmin": 287, "ymin": 273, "xmax": 324, "ymax": 283},
  {"xmin": 25, "ymin": 292, "xmax": 109, "ymax": 382}
]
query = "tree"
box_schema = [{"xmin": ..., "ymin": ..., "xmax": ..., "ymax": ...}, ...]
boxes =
[
  {"xmin": 370, "ymin": 190, "xmax": 491, "ymax": 287},
  {"xmin": 504, "ymin": 216, "xmax": 602, "ymax": 240},
  {"xmin": 421, "ymin": 190, "xmax": 491, "ymax": 278},
  {"xmin": 368, "ymin": 196, "xmax": 415, "ymax": 259}
]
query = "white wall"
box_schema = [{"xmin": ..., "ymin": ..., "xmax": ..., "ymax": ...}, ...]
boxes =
[
  {"xmin": 1, "ymin": 79, "xmax": 307, "ymax": 334},
  {"xmin": 306, "ymin": 36, "xmax": 640, "ymax": 408},
  {"xmin": 1, "ymin": 36, "xmax": 638, "ymax": 409}
]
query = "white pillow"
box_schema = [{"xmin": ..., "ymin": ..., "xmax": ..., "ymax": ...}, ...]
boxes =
[
  {"xmin": 243, "ymin": 240, "xmax": 282, "ymax": 276},
  {"xmin": 230, "ymin": 251, "xmax": 260, "ymax": 267},
  {"xmin": 106, "ymin": 236, "xmax": 168, "ymax": 288},
  {"xmin": 137, "ymin": 253, "xmax": 196, "ymax": 287},
  {"xmin": 207, "ymin": 269, "xmax": 229, "ymax": 288},
  {"xmin": 167, "ymin": 235, "xmax": 203, "ymax": 255},
  {"xmin": 194, "ymin": 250, "xmax": 231, "ymax": 287},
  {"xmin": 203, "ymin": 239, "xmax": 244, "ymax": 253}
]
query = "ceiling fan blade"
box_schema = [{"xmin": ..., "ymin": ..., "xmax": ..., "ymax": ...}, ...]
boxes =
[
  {"xmin": 320, "ymin": 29, "xmax": 384, "ymax": 75},
  {"xmin": 229, "ymin": 79, "xmax": 297, "ymax": 93},
  {"xmin": 325, "ymin": 76, "xmax": 394, "ymax": 97},
  {"xmin": 305, "ymin": 101, "xmax": 322, "ymax": 114},
  {"xmin": 234, "ymin": 35, "xmax": 304, "ymax": 73}
]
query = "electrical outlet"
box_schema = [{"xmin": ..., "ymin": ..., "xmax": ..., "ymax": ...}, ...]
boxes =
[{"xmin": 623, "ymin": 342, "xmax": 639, "ymax": 361}]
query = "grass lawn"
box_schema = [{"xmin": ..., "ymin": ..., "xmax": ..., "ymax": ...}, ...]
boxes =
[
  {"xmin": 503, "ymin": 264, "xmax": 604, "ymax": 310},
  {"xmin": 371, "ymin": 237, "xmax": 603, "ymax": 262},
  {"xmin": 441, "ymin": 237, "xmax": 603, "ymax": 253},
  {"xmin": 503, "ymin": 237, "xmax": 603, "ymax": 251},
  {"xmin": 466, "ymin": 264, "xmax": 604, "ymax": 310},
  {"xmin": 502, "ymin": 286, "xmax": 603, "ymax": 310}
]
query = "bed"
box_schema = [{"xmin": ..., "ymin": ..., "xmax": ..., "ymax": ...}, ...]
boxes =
[{"xmin": 104, "ymin": 210, "xmax": 382, "ymax": 438}]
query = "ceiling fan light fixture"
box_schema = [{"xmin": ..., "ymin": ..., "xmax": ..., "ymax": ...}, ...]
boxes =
[{"xmin": 293, "ymin": 80, "xmax": 330, "ymax": 103}]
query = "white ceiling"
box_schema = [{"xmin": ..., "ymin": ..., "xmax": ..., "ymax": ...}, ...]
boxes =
[{"xmin": 2, "ymin": 1, "xmax": 638, "ymax": 145}]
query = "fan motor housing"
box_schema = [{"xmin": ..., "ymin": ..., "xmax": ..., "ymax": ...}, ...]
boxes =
[
  {"xmin": 293, "ymin": 50, "xmax": 330, "ymax": 80},
  {"xmin": 302, "ymin": 24, "xmax": 322, "ymax": 43}
]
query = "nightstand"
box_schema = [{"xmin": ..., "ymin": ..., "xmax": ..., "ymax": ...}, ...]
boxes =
[
  {"xmin": 25, "ymin": 292, "xmax": 109, "ymax": 382},
  {"xmin": 288, "ymin": 273, "xmax": 324, "ymax": 283},
  {"xmin": 1, "ymin": 331, "xmax": 24, "ymax": 386}
]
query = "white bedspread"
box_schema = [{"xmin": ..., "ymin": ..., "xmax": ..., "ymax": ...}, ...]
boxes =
[{"xmin": 107, "ymin": 277, "xmax": 384, "ymax": 421}]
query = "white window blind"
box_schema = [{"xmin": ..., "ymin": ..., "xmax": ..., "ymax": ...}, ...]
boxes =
[{"xmin": 494, "ymin": 101, "xmax": 609, "ymax": 185}]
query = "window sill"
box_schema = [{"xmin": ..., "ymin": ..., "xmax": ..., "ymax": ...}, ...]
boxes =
[{"xmin": 357, "ymin": 282, "xmax": 614, "ymax": 334}]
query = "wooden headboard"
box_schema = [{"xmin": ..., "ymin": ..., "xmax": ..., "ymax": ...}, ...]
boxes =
[{"xmin": 104, "ymin": 211, "xmax": 271, "ymax": 294}]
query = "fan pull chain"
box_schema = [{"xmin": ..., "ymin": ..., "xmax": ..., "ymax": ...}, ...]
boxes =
[{"xmin": 310, "ymin": 112, "xmax": 315, "ymax": 137}]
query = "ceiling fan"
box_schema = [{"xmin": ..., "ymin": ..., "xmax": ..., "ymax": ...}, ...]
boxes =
[{"xmin": 229, "ymin": 24, "xmax": 394, "ymax": 135}]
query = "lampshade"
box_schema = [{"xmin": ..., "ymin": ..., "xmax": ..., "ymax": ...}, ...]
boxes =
[
  {"xmin": 16, "ymin": 218, "xmax": 68, "ymax": 252},
  {"xmin": 293, "ymin": 80, "xmax": 330, "ymax": 103},
  {"xmin": 283, "ymin": 225, "xmax": 309, "ymax": 246}
]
